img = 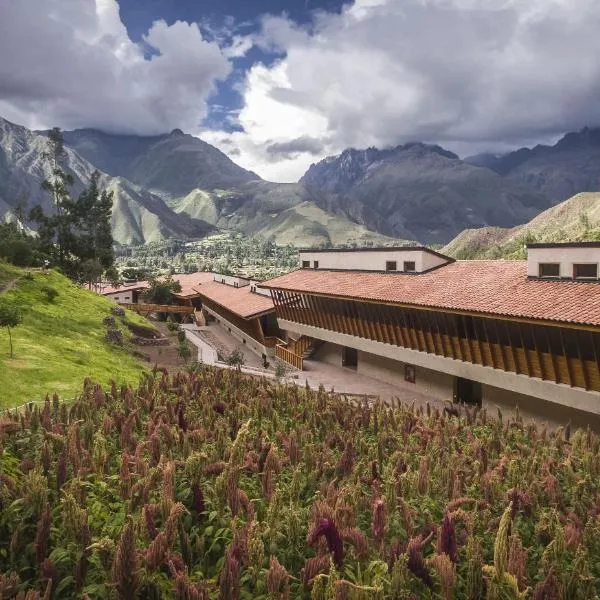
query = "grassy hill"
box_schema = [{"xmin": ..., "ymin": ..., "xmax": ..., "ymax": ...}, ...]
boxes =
[
  {"xmin": 0, "ymin": 263, "xmax": 151, "ymax": 406},
  {"xmin": 443, "ymin": 192, "xmax": 600, "ymax": 259}
]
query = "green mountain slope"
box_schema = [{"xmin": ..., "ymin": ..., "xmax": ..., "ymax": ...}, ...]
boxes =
[
  {"xmin": 443, "ymin": 192, "xmax": 600, "ymax": 259},
  {"xmin": 0, "ymin": 263, "xmax": 150, "ymax": 405}
]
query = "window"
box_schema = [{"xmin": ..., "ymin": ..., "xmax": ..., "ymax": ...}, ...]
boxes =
[
  {"xmin": 404, "ymin": 364, "xmax": 416, "ymax": 384},
  {"xmin": 234, "ymin": 282, "xmax": 238, "ymax": 288},
  {"xmin": 302, "ymin": 260, "xmax": 310, "ymax": 268},
  {"xmin": 313, "ymin": 261, "xmax": 319, "ymax": 269},
  {"xmin": 539, "ymin": 263, "xmax": 560, "ymax": 278},
  {"xmin": 386, "ymin": 261, "xmax": 397, "ymax": 272},
  {"xmin": 403, "ymin": 261, "xmax": 416, "ymax": 272},
  {"xmin": 573, "ymin": 263, "xmax": 598, "ymax": 279}
]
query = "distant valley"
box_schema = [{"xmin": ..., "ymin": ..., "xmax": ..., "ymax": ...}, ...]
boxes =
[{"xmin": 2, "ymin": 115, "xmax": 600, "ymax": 247}]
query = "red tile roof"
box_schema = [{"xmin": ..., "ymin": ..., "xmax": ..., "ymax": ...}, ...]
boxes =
[
  {"xmin": 100, "ymin": 281, "xmax": 149, "ymax": 295},
  {"xmin": 194, "ymin": 281, "xmax": 275, "ymax": 319},
  {"xmin": 172, "ymin": 272, "xmax": 215, "ymax": 298},
  {"xmin": 261, "ymin": 261, "xmax": 600, "ymax": 327}
]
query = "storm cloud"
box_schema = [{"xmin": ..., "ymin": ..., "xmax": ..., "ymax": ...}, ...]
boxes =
[{"xmin": 204, "ymin": 0, "xmax": 600, "ymax": 181}]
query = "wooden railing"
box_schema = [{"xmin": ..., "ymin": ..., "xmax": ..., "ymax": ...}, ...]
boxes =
[
  {"xmin": 264, "ymin": 336, "xmax": 287, "ymax": 348},
  {"xmin": 120, "ymin": 303, "xmax": 195, "ymax": 314},
  {"xmin": 276, "ymin": 344, "xmax": 304, "ymax": 370},
  {"xmin": 292, "ymin": 336, "xmax": 312, "ymax": 356}
]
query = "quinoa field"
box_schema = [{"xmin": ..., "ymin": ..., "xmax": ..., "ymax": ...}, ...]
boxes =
[{"xmin": 0, "ymin": 366, "xmax": 599, "ymax": 599}]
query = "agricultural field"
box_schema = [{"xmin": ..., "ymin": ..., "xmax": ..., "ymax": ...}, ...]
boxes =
[{"xmin": 0, "ymin": 367, "xmax": 598, "ymax": 598}]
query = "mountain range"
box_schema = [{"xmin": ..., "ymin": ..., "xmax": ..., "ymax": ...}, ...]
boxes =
[
  {"xmin": 1, "ymin": 115, "xmax": 600, "ymax": 246},
  {"xmin": 442, "ymin": 192, "xmax": 600, "ymax": 259}
]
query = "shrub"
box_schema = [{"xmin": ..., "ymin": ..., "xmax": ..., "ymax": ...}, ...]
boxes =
[
  {"xmin": 275, "ymin": 362, "xmax": 286, "ymax": 379},
  {"xmin": 177, "ymin": 330, "xmax": 186, "ymax": 343},
  {"xmin": 178, "ymin": 340, "xmax": 192, "ymax": 363},
  {"xmin": 40, "ymin": 285, "xmax": 59, "ymax": 303},
  {"xmin": 224, "ymin": 349, "xmax": 245, "ymax": 367}
]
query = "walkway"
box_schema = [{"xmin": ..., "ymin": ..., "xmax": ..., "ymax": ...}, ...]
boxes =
[
  {"xmin": 296, "ymin": 359, "xmax": 447, "ymax": 409},
  {"xmin": 184, "ymin": 322, "xmax": 447, "ymax": 409}
]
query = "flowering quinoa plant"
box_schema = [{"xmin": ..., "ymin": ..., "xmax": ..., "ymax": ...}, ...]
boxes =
[{"xmin": 0, "ymin": 369, "xmax": 599, "ymax": 598}]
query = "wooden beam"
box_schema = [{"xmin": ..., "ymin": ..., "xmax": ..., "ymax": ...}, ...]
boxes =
[
  {"xmin": 493, "ymin": 319, "xmax": 507, "ymax": 371},
  {"xmin": 575, "ymin": 330, "xmax": 591, "ymax": 390},
  {"xmin": 505, "ymin": 321, "xmax": 520, "ymax": 375},
  {"xmin": 531, "ymin": 325, "xmax": 547, "ymax": 381},
  {"xmin": 559, "ymin": 328, "xmax": 574, "ymax": 387},
  {"xmin": 544, "ymin": 327, "xmax": 560, "ymax": 383},
  {"xmin": 517, "ymin": 322, "xmax": 533, "ymax": 377},
  {"xmin": 481, "ymin": 318, "xmax": 497, "ymax": 369},
  {"xmin": 590, "ymin": 331, "xmax": 600, "ymax": 383}
]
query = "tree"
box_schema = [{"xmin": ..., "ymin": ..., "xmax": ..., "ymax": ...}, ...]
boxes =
[
  {"xmin": 0, "ymin": 301, "xmax": 23, "ymax": 358},
  {"xmin": 142, "ymin": 276, "xmax": 182, "ymax": 305},
  {"xmin": 30, "ymin": 128, "xmax": 115, "ymax": 284},
  {"xmin": 178, "ymin": 340, "xmax": 192, "ymax": 363}
]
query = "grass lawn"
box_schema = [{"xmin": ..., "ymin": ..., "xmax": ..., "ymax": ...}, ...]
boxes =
[{"xmin": 0, "ymin": 264, "xmax": 152, "ymax": 407}]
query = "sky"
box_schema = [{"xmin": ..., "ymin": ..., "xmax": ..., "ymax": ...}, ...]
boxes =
[{"xmin": 1, "ymin": 0, "xmax": 600, "ymax": 182}]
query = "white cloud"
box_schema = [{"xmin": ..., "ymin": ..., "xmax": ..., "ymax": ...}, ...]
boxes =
[
  {"xmin": 205, "ymin": 0, "xmax": 600, "ymax": 182},
  {"xmin": 0, "ymin": 0, "xmax": 231, "ymax": 134}
]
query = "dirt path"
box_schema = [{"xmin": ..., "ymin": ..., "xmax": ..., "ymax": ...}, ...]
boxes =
[{"xmin": 0, "ymin": 276, "xmax": 21, "ymax": 295}]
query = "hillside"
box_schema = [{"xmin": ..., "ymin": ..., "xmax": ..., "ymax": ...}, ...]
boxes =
[
  {"xmin": 301, "ymin": 144, "xmax": 546, "ymax": 244},
  {"xmin": 0, "ymin": 263, "xmax": 151, "ymax": 405},
  {"xmin": 443, "ymin": 192, "xmax": 600, "ymax": 259},
  {"xmin": 0, "ymin": 118, "xmax": 214, "ymax": 245}
]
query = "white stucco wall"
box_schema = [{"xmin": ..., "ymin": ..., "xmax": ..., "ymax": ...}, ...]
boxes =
[
  {"xmin": 279, "ymin": 319, "xmax": 600, "ymax": 416},
  {"xmin": 105, "ymin": 291, "xmax": 134, "ymax": 303},
  {"xmin": 213, "ymin": 274, "xmax": 251, "ymax": 288},
  {"xmin": 355, "ymin": 350, "xmax": 454, "ymax": 401},
  {"xmin": 298, "ymin": 249, "xmax": 449, "ymax": 272},
  {"xmin": 250, "ymin": 281, "xmax": 272, "ymax": 297},
  {"xmin": 203, "ymin": 305, "xmax": 270, "ymax": 358},
  {"xmin": 527, "ymin": 247, "xmax": 600, "ymax": 278}
]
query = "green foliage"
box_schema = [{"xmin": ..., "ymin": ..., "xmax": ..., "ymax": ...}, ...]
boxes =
[
  {"xmin": 29, "ymin": 128, "xmax": 115, "ymax": 285},
  {"xmin": 143, "ymin": 275, "xmax": 182, "ymax": 305},
  {"xmin": 0, "ymin": 298, "xmax": 23, "ymax": 357},
  {"xmin": 178, "ymin": 339, "xmax": 192, "ymax": 363},
  {"xmin": 0, "ymin": 223, "xmax": 36, "ymax": 267},
  {"xmin": 1, "ymin": 370, "xmax": 600, "ymax": 598},
  {"xmin": 40, "ymin": 285, "xmax": 59, "ymax": 303},
  {"xmin": 0, "ymin": 263, "xmax": 148, "ymax": 405},
  {"xmin": 224, "ymin": 348, "xmax": 245, "ymax": 367}
]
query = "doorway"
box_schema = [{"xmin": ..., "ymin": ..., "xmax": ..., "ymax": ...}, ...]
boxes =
[
  {"xmin": 342, "ymin": 347, "xmax": 358, "ymax": 369},
  {"xmin": 454, "ymin": 377, "xmax": 482, "ymax": 406}
]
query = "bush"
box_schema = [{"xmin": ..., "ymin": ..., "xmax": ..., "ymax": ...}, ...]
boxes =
[
  {"xmin": 224, "ymin": 349, "xmax": 245, "ymax": 367},
  {"xmin": 167, "ymin": 320, "xmax": 180, "ymax": 333},
  {"xmin": 40, "ymin": 285, "xmax": 59, "ymax": 303},
  {"xmin": 275, "ymin": 362, "xmax": 287, "ymax": 379},
  {"xmin": 178, "ymin": 340, "xmax": 192, "ymax": 363},
  {"xmin": 177, "ymin": 329, "xmax": 186, "ymax": 343}
]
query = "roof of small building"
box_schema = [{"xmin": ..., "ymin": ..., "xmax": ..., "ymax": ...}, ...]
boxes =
[
  {"xmin": 100, "ymin": 281, "xmax": 149, "ymax": 295},
  {"xmin": 171, "ymin": 272, "xmax": 215, "ymax": 298},
  {"xmin": 193, "ymin": 281, "xmax": 275, "ymax": 319},
  {"xmin": 260, "ymin": 260, "xmax": 600, "ymax": 327}
]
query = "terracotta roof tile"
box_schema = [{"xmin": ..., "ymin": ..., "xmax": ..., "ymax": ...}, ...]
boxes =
[
  {"xmin": 172, "ymin": 272, "xmax": 215, "ymax": 298},
  {"xmin": 194, "ymin": 281, "xmax": 274, "ymax": 319},
  {"xmin": 261, "ymin": 261, "xmax": 600, "ymax": 327}
]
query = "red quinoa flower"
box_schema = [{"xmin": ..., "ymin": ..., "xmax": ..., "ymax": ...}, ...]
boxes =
[{"xmin": 308, "ymin": 518, "xmax": 344, "ymax": 567}]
